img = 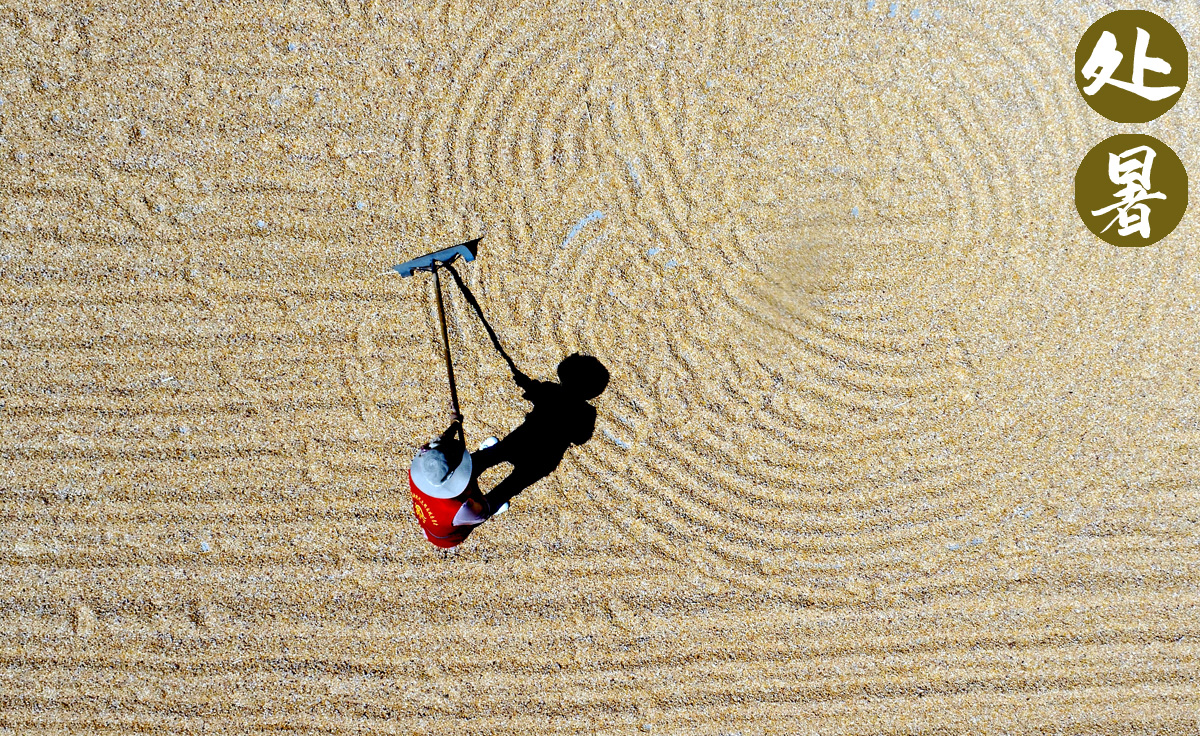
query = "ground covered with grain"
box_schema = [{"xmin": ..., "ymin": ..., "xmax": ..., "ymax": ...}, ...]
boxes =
[{"xmin": 1, "ymin": 0, "xmax": 1198, "ymax": 733}]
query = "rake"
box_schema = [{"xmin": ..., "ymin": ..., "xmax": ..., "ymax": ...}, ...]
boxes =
[{"xmin": 393, "ymin": 237, "xmax": 481, "ymax": 441}]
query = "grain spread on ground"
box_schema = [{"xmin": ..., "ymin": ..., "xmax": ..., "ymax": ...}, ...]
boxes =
[{"xmin": 1, "ymin": 1, "xmax": 1198, "ymax": 733}]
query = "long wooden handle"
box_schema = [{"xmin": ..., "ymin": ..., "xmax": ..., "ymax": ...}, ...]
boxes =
[{"xmin": 432, "ymin": 266, "xmax": 461, "ymax": 427}]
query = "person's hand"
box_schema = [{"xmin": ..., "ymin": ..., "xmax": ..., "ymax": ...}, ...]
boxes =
[{"xmin": 438, "ymin": 416, "xmax": 463, "ymax": 446}]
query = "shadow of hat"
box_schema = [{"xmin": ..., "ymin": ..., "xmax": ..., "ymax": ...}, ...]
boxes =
[{"xmin": 557, "ymin": 353, "xmax": 609, "ymax": 400}]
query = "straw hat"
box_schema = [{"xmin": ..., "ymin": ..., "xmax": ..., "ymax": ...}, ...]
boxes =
[{"xmin": 411, "ymin": 443, "xmax": 473, "ymax": 499}]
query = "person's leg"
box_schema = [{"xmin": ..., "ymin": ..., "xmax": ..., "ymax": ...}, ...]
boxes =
[
  {"xmin": 481, "ymin": 462, "xmax": 553, "ymax": 511},
  {"xmin": 470, "ymin": 440, "xmax": 510, "ymax": 474}
]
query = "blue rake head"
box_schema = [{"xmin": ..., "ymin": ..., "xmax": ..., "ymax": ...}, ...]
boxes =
[{"xmin": 393, "ymin": 237, "xmax": 481, "ymax": 277}]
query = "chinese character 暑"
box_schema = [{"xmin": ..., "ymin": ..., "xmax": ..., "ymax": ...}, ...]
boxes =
[
  {"xmin": 1081, "ymin": 27, "xmax": 1182, "ymax": 101},
  {"xmin": 1090, "ymin": 145, "xmax": 1167, "ymax": 239}
]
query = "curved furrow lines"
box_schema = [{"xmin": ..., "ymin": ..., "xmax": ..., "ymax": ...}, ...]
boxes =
[
  {"xmin": 448, "ymin": 19, "xmax": 568, "ymax": 191},
  {"xmin": 576, "ymin": 370, "xmax": 977, "ymax": 563},
  {"xmin": 440, "ymin": 7, "xmax": 549, "ymax": 187},
  {"xmin": 637, "ymin": 430, "xmax": 969, "ymax": 533},
  {"xmin": 710, "ymin": 291, "xmax": 941, "ymax": 393},
  {"xmin": 534, "ymin": 66, "xmax": 594, "ymax": 196},
  {"xmin": 489, "ymin": 64, "xmax": 607, "ymax": 319},
  {"xmin": 965, "ymin": 79, "xmax": 1030, "ymax": 244},
  {"xmin": 654, "ymin": 67, "xmax": 701, "ymax": 206},
  {"xmin": 564, "ymin": 29, "xmax": 1059, "ymax": 591},
  {"xmin": 492, "ymin": 51, "xmax": 595, "ymax": 199},
  {"xmin": 601, "ymin": 89, "xmax": 691, "ymax": 248},
  {"xmin": 546, "ymin": 233, "xmax": 611, "ymax": 354},
  {"xmin": 742, "ymin": 296, "xmax": 941, "ymax": 376},
  {"xmin": 997, "ymin": 18, "xmax": 1082, "ymax": 247},
  {"xmin": 911, "ymin": 98, "xmax": 977, "ymax": 240},
  {"xmin": 629, "ymin": 75, "xmax": 696, "ymax": 238}
]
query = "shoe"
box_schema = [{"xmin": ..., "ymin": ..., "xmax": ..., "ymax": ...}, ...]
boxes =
[
  {"xmin": 477, "ymin": 436, "xmax": 499, "ymax": 451},
  {"xmin": 491, "ymin": 501, "xmax": 510, "ymax": 516}
]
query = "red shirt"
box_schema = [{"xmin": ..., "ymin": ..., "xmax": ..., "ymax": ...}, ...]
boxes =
[{"xmin": 408, "ymin": 469, "xmax": 484, "ymax": 548}]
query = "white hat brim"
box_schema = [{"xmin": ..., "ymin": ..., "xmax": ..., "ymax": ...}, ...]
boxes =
[{"xmin": 412, "ymin": 448, "xmax": 473, "ymax": 499}]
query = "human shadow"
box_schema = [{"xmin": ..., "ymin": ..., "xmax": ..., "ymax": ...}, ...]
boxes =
[{"xmin": 444, "ymin": 265, "xmax": 610, "ymax": 511}]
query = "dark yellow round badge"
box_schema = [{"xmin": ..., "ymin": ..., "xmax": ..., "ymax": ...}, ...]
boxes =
[
  {"xmin": 1075, "ymin": 134, "xmax": 1187, "ymax": 246},
  {"xmin": 1075, "ymin": 10, "xmax": 1187, "ymax": 123}
]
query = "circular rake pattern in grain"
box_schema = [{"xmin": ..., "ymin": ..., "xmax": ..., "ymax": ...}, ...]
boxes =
[
  {"xmin": 390, "ymin": 4, "xmax": 1098, "ymax": 606},
  {"xmin": 557, "ymin": 7, "xmax": 1097, "ymax": 606}
]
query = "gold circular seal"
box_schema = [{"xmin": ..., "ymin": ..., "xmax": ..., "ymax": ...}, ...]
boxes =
[
  {"xmin": 1075, "ymin": 134, "xmax": 1187, "ymax": 247},
  {"xmin": 1075, "ymin": 10, "xmax": 1187, "ymax": 123}
]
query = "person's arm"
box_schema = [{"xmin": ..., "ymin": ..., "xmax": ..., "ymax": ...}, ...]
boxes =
[
  {"xmin": 441, "ymin": 414, "xmax": 463, "ymax": 444},
  {"xmin": 464, "ymin": 495, "xmax": 488, "ymax": 517},
  {"xmin": 523, "ymin": 380, "xmax": 557, "ymax": 404},
  {"xmin": 511, "ymin": 368, "xmax": 553, "ymax": 403},
  {"xmin": 511, "ymin": 367, "xmax": 534, "ymax": 391},
  {"xmin": 419, "ymin": 415, "xmax": 463, "ymax": 452},
  {"xmin": 452, "ymin": 493, "xmax": 490, "ymax": 526}
]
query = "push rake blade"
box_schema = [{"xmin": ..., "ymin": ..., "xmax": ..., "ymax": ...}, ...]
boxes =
[{"xmin": 393, "ymin": 237, "xmax": 481, "ymax": 277}]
